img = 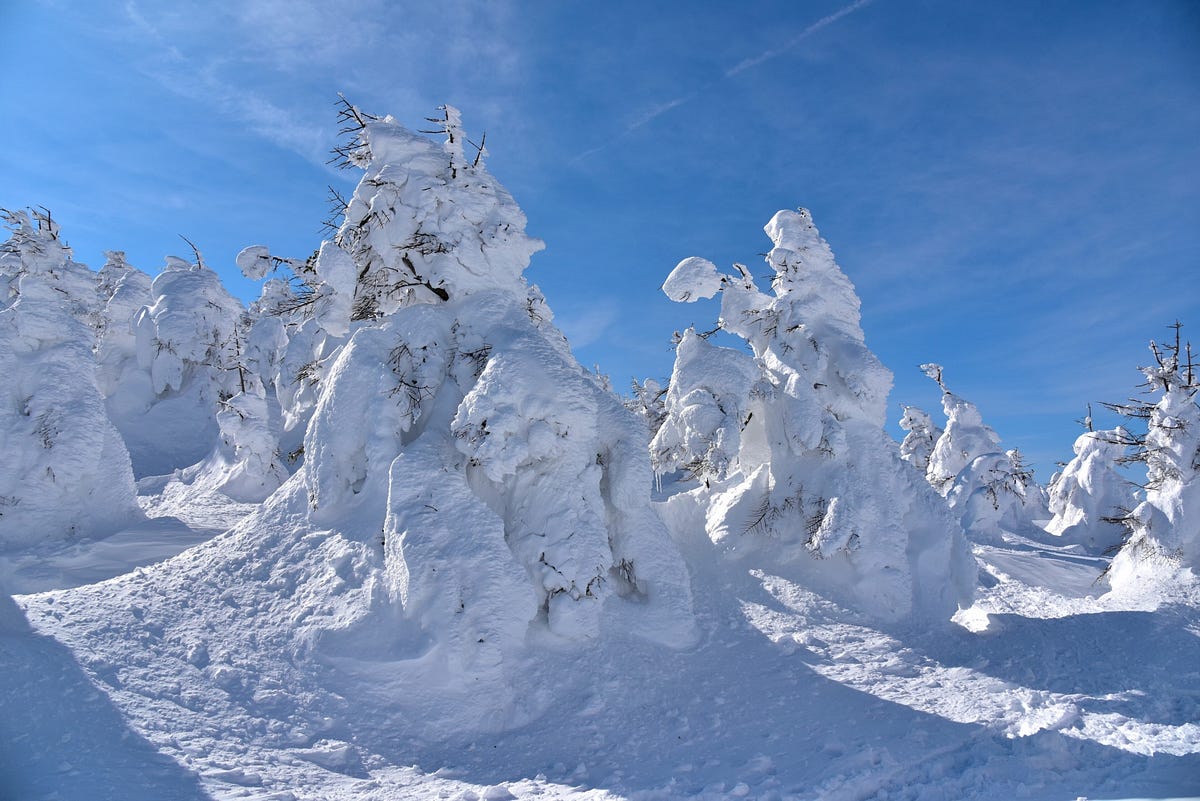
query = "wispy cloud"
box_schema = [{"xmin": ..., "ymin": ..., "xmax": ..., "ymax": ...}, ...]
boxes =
[
  {"xmin": 555, "ymin": 301, "xmax": 619, "ymax": 349},
  {"xmin": 116, "ymin": 0, "xmax": 526, "ymax": 170},
  {"xmin": 120, "ymin": 1, "xmax": 332, "ymax": 169},
  {"xmin": 573, "ymin": 0, "xmax": 874, "ymax": 162}
]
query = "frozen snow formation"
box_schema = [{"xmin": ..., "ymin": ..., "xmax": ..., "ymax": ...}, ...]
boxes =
[
  {"xmin": 55, "ymin": 102, "xmax": 697, "ymax": 721},
  {"xmin": 921, "ymin": 363, "xmax": 1002, "ymax": 495},
  {"xmin": 0, "ymin": 209, "xmax": 140, "ymax": 548},
  {"xmin": 653, "ymin": 209, "xmax": 975, "ymax": 622},
  {"xmin": 898, "ymin": 404, "xmax": 942, "ymax": 473},
  {"xmin": 1045, "ymin": 427, "xmax": 1136, "ymax": 553},
  {"xmin": 299, "ymin": 104, "xmax": 694, "ymax": 653},
  {"xmin": 125, "ymin": 251, "xmax": 248, "ymax": 476},
  {"xmin": 919, "ymin": 365, "xmax": 1049, "ymax": 544},
  {"xmin": 1106, "ymin": 333, "xmax": 1200, "ymax": 595}
]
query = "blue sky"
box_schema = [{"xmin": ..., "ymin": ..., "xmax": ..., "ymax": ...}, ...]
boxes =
[{"xmin": 2, "ymin": 0, "xmax": 1198, "ymax": 478}]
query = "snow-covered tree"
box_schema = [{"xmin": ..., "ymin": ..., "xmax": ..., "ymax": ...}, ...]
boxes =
[
  {"xmin": 134, "ymin": 252, "xmax": 245, "ymax": 398},
  {"xmin": 202, "ymin": 388, "xmax": 289, "ymax": 502},
  {"xmin": 232, "ymin": 246, "xmax": 349, "ymax": 444},
  {"xmin": 651, "ymin": 330, "xmax": 760, "ymax": 483},
  {"xmin": 921, "ymin": 364, "xmax": 1002, "ymax": 495},
  {"xmin": 626, "ymin": 378, "xmax": 669, "ymax": 443},
  {"xmin": 898, "ymin": 404, "xmax": 942, "ymax": 473},
  {"xmin": 1045, "ymin": 425, "xmax": 1136, "ymax": 553},
  {"xmin": 947, "ymin": 448, "xmax": 1048, "ymax": 544},
  {"xmin": 1105, "ymin": 325, "xmax": 1200, "ymax": 594},
  {"xmin": 150, "ymin": 247, "xmax": 310, "ymax": 505},
  {"xmin": 287, "ymin": 103, "xmax": 695, "ymax": 668},
  {"xmin": 95, "ymin": 251, "xmax": 153, "ymax": 399},
  {"xmin": 920, "ymin": 365, "xmax": 1048, "ymax": 541},
  {"xmin": 0, "ymin": 209, "xmax": 140, "ymax": 547},
  {"xmin": 653, "ymin": 209, "xmax": 975, "ymax": 622},
  {"xmin": 119, "ymin": 249, "xmax": 246, "ymax": 475}
]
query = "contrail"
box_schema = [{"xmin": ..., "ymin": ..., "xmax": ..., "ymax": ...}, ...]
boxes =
[
  {"xmin": 725, "ymin": 0, "xmax": 875, "ymax": 77},
  {"xmin": 628, "ymin": 94, "xmax": 697, "ymax": 132},
  {"xmin": 573, "ymin": 0, "xmax": 874, "ymax": 163}
]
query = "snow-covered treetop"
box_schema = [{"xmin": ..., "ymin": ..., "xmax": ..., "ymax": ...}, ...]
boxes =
[
  {"xmin": 316, "ymin": 100, "xmax": 544, "ymax": 325},
  {"xmin": 0, "ymin": 208, "xmax": 102, "ymax": 350},
  {"xmin": 0, "ymin": 208, "xmax": 72, "ymax": 275},
  {"xmin": 899, "ymin": 405, "xmax": 942, "ymax": 472},
  {"xmin": 666, "ymin": 208, "xmax": 892, "ymax": 430},
  {"xmin": 762, "ymin": 209, "xmax": 863, "ymax": 333},
  {"xmin": 133, "ymin": 254, "xmax": 245, "ymax": 396},
  {"xmin": 1136, "ymin": 331, "xmax": 1199, "ymax": 504},
  {"xmin": 1103, "ymin": 325, "xmax": 1199, "ymax": 590},
  {"xmin": 922, "ymin": 365, "xmax": 1002, "ymax": 494},
  {"xmin": 655, "ymin": 208, "xmax": 974, "ymax": 621},
  {"xmin": 753, "ymin": 210, "xmax": 888, "ymax": 426}
]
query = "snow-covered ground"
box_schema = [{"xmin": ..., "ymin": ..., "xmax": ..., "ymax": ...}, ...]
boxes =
[
  {"xmin": 2, "ymin": 482, "xmax": 1197, "ymax": 801},
  {"xmin": 3, "ymin": 106, "xmax": 1197, "ymax": 801}
]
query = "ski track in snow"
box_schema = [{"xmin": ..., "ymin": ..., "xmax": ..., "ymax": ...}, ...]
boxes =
[{"xmin": 2, "ymin": 493, "xmax": 1198, "ymax": 801}]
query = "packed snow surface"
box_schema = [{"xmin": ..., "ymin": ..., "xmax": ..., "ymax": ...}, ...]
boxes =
[{"xmin": 3, "ymin": 497, "xmax": 1198, "ymax": 800}]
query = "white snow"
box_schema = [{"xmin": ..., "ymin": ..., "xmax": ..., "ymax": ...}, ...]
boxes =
[
  {"xmin": 4, "ymin": 496, "xmax": 1197, "ymax": 800},
  {"xmin": 1, "ymin": 109, "xmax": 1197, "ymax": 801},
  {"xmin": 0, "ymin": 210, "xmax": 142, "ymax": 548},
  {"xmin": 662, "ymin": 256, "xmax": 724, "ymax": 302},
  {"xmin": 1046, "ymin": 428, "xmax": 1136, "ymax": 553},
  {"xmin": 653, "ymin": 209, "xmax": 975, "ymax": 623}
]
